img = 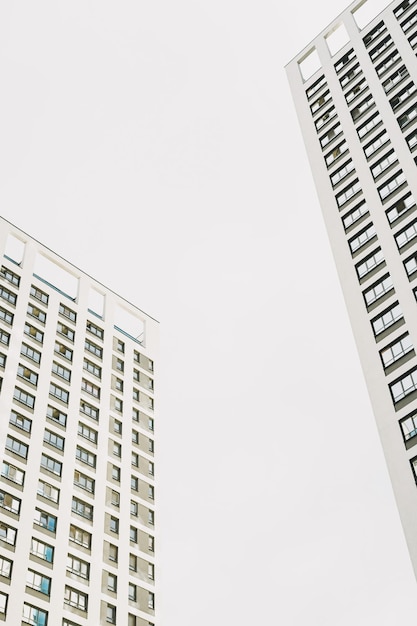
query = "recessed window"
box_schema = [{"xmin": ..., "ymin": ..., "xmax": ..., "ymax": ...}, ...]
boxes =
[
  {"xmin": 6, "ymin": 434, "xmax": 29, "ymax": 458},
  {"xmin": 2, "ymin": 461, "xmax": 25, "ymax": 486},
  {"xmin": 0, "ymin": 286, "xmax": 16, "ymax": 306},
  {"xmin": 85, "ymin": 339, "xmax": 103, "ymax": 358},
  {"xmin": 0, "ymin": 306, "xmax": 13, "ymax": 325},
  {"xmin": 41, "ymin": 453, "xmax": 62, "ymax": 476},
  {"xmin": 72, "ymin": 496, "xmax": 93, "ymax": 521},
  {"xmin": 30, "ymin": 537, "xmax": 54, "ymax": 562},
  {"xmin": 76, "ymin": 446, "xmax": 96, "ymax": 468},
  {"xmin": 46, "ymin": 405, "xmax": 67, "ymax": 427},
  {"xmin": 67, "ymin": 554, "xmax": 90, "ymax": 579},
  {"xmin": 371, "ymin": 301, "xmax": 403, "ymax": 336},
  {"xmin": 27, "ymin": 302, "xmax": 46, "ymax": 323},
  {"xmin": 34, "ymin": 508, "xmax": 57, "ymax": 532},
  {"xmin": 0, "ymin": 522, "xmax": 17, "ymax": 546},
  {"xmin": 349, "ymin": 223, "xmax": 376, "ymax": 253},
  {"xmin": 0, "ymin": 556, "xmax": 12, "ymax": 579},
  {"xmin": 57, "ymin": 322, "xmax": 75, "ymax": 342},
  {"xmin": 390, "ymin": 367, "xmax": 417, "ymax": 403},
  {"xmin": 386, "ymin": 192, "xmax": 416, "ymax": 223},
  {"xmin": 54, "ymin": 341, "xmax": 73, "ymax": 361},
  {"xmin": 380, "ymin": 333, "xmax": 414, "ymax": 368},
  {"xmin": 69, "ymin": 524, "xmax": 91, "ymax": 549},
  {"xmin": 356, "ymin": 247, "xmax": 384, "ymax": 279},
  {"xmin": 78, "ymin": 421, "xmax": 98, "ymax": 444},
  {"xmin": 1, "ymin": 265, "xmax": 20, "ymax": 286},
  {"xmin": 9, "ymin": 410, "xmax": 32, "ymax": 432},
  {"xmin": 107, "ymin": 572, "xmax": 117, "ymax": 592},
  {"xmin": 83, "ymin": 358, "xmax": 101, "ymax": 378},
  {"xmin": 24, "ymin": 323, "xmax": 43, "ymax": 343},
  {"xmin": 363, "ymin": 274, "xmax": 393, "ymax": 307},
  {"xmin": 111, "ymin": 465, "xmax": 120, "ymax": 482},
  {"xmin": 64, "ymin": 586, "xmax": 88, "ymax": 612},
  {"xmin": 21, "ymin": 343, "xmax": 41, "ymax": 364},
  {"xmin": 74, "ymin": 470, "xmax": 95, "ymax": 493},
  {"xmin": 86, "ymin": 320, "xmax": 104, "ymax": 339},
  {"xmin": 0, "ymin": 489, "xmax": 21, "ymax": 515},
  {"xmin": 30, "ymin": 285, "xmax": 48, "ymax": 305},
  {"xmin": 106, "ymin": 604, "xmax": 117, "ymax": 624},
  {"xmin": 44, "ymin": 429, "xmax": 65, "ymax": 451},
  {"xmin": 52, "ymin": 361, "xmax": 71, "ymax": 382},
  {"xmin": 38, "ymin": 480, "xmax": 59, "ymax": 503},
  {"xmin": 22, "ymin": 603, "xmax": 48, "ymax": 626},
  {"xmin": 59, "ymin": 303, "xmax": 77, "ymax": 322},
  {"xmin": 49, "ymin": 382, "xmax": 69, "ymax": 404},
  {"xmin": 80, "ymin": 400, "xmax": 99, "ymax": 421},
  {"xmin": 109, "ymin": 516, "xmax": 119, "ymax": 534}
]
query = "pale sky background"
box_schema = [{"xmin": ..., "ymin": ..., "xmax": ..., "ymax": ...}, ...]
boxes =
[{"xmin": 1, "ymin": 0, "xmax": 417, "ymax": 624}]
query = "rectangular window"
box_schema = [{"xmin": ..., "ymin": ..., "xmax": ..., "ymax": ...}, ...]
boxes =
[
  {"xmin": 30, "ymin": 285, "xmax": 49, "ymax": 304},
  {"xmin": 351, "ymin": 94, "xmax": 374, "ymax": 122},
  {"xmin": 59, "ymin": 303, "xmax": 76, "ymax": 322},
  {"xmin": 2, "ymin": 461, "xmax": 25, "ymax": 485},
  {"xmin": 363, "ymin": 274, "xmax": 393, "ymax": 307},
  {"xmin": 106, "ymin": 605, "xmax": 116, "ymax": 624},
  {"xmin": 398, "ymin": 103, "xmax": 417, "ymax": 129},
  {"xmin": 369, "ymin": 34, "xmax": 393, "ymax": 61},
  {"xmin": 128, "ymin": 583, "xmax": 137, "ymax": 601},
  {"xmin": 386, "ymin": 192, "xmax": 416, "ymax": 223},
  {"xmin": 400, "ymin": 409, "xmax": 417, "ymax": 441},
  {"xmin": 57, "ymin": 322, "xmax": 75, "ymax": 342},
  {"xmin": 129, "ymin": 554, "xmax": 137, "ymax": 571},
  {"xmin": 46, "ymin": 405, "xmax": 67, "ymax": 427},
  {"xmin": 0, "ymin": 489, "xmax": 21, "ymax": 514},
  {"xmin": 371, "ymin": 302, "xmax": 403, "ymax": 336},
  {"xmin": 357, "ymin": 112, "xmax": 382, "ymax": 139},
  {"xmin": 30, "ymin": 537, "xmax": 54, "ymax": 562},
  {"xmin": 0, "ymin": 329, "xmax": 10, "ymax": 346},
  {"xmin": 306, "ymin": 74, "xmax": 326, "ymax": 99},
  {"xmin": 107, "ymin": 572, "xmax": 117, "ymax": 592},
  {"xmin": 110, "ymin": 516, "xmax": 119, "ymax": 533},
  {"xmin": 40, "ymin": 453, "xmax": 62, "ymax": 476},
  {"xmin": 406, "ymin": 129, "xmax": 417, "ymax": 151},
  {"xmin": 315, "ymin": 105, "xmax": 337, "ymax": 131},
  {"xmin": 334, "ymin": 48, "xmax": 356, "ymax": 74},
  {"xmin": 345, "ymin": 78, "xmax": 367, "ymax": 104},
  {"xmin": 21, "ymin": 343, "xmax": 41, "ymax": 364},
  {"xmin": 0, "ymin": 522, "xmax": 16, "ymax": 546},
  {"xmin": 6, "ymin": 434, "xmax": 28, "ymax": 458},
  {"xmin": 319, "ymin": 122, "xmax": 341, "ymax": 148},
  {"xmin": 395, "ymin": 219, "xmax": 417, "ymax": 249},
  {"xmin": 26, "ymin": 569, "xmax": 51, "ymax": 595},
  {"xmin": 342, "ymin": 201, "xmax": 369, "ymax": 231},
  {"xmin": 380, "ymin": 333, "xmax": 413, "ymax": 368},
  {"xmin": 34, "ymin": 508, "xmax": 57, "ymax": 532},
  {"xmin": 390, "ymin": 367, "xmax": 417, "ymax": 402},
  {"xmin": 18, "ymin": 364, "xmax": 38, "ymax": 385},
  {"xmin": 64, "ymin": 586, "xmax": 88, "ymax": 612},
  {"xmin": 80, "ymin": 400, "xmax": 99, "ymax": 420},
  {"xmin": 49, "ymin": 383, "xmax": 69, "ymax": 404},
  {"xmin": 81, "ymin": 378, "xmax": 100, "ymax": 398},
  {"xmin": 22, "ymin": 603, "xmax": 48, "ymax": 626},
  {"xmin": 44, "ymin": 429, "xmax": 65, "ymax": 451},
  {"xmin": 37, "ymin": 480, "xmax": 60, "ymax": 503},
  {"xmin": 404, "ymin": 253, "xmax": 417, "ymax": 277},
  {"xmin": 27, "ymin": 302, "xmax": 46, "ymax": 323},
  {"xmin": 54, "ymin": 341, "xmax": 73, "ymax": 361},
  {"xmin": 83, "ymin": 358, "xmax": 101, "ymax": 378},
  {"xmin": 0, "ymin": 556, "xmax": 12, "ymax": 579},
  {"xmin": 1, "ymin": 265, "xmax": 20, "ymax": 286},
  {"xmin": 383, "ymin": 65, "xmax": 409, "ymax": 94},
  {"xmin": 72, "ymin": 496, "xmax": 93, "ymax": 521},
  {"xmin": 78, "ymin": 422, "xmax": 98, "ymax": 443},
  {"xmin": 363, "ymin": 130, "xmax": 389, "ymax": 158},
  {"xmin": 67, "ymin": 554, "xmax": 90, "ymax": 579},
  {"xmin": 339, "ymin": 63, "xmax": 361, "ymax": 88},
  {"xmin": 76, "ymin": 446, "xmax": 96, "ymax": 467},
  {"xmin": 86, "ymin": 320, "xmax": 104, "ymax": 339},
  {"xmin": 14, "ymin": 386, "xmax": 36, "ymax": 409},
  {"xmin": 111, "ymin": 465, "xmax": 121, "ymax": 481},
  {"xmin": 0, "ymin": 285, "xmax": 16, "ymax": 306},
  {"xmin": 0, "ymin": 306, "xmax": 13, "ymax": 325},
  {"xmin": 69, "ymin": 524, "xmax": 91, "ymax": 549},
  {"xmin": 349, "ymin": 223, "xmax": 376, "ymax": 253},
  {"xmin": 24, "ymin": 322, "xmax": 44, "ymax": 343},
  {"xmin": 363, "ymin": 20, "xmax": 386, "ymax": 47},
  {"xmin": 74, "ymin": 470, "xmax": 95, "ymax": 493},
  {"xmin": 330, "ymin": 159, "xmax": 355, "ymax": 187},
  {"xmin": 85, "ymin": 338, "xmax": 102, "ymax": 358},
  {"xmin": 148, "ymin": 592, "xmax": 155, "ymax": 610},
  {"xmin": 9, "ymin": 409, "xmax": 32, "ymax": 432},
  {"xmin": 336, "ymin": 179, "xmax": 361, "ymax": 207},
  {"xmin": 390, "ymin": 82, "xmax": 417, "ymax": 112},
  {"xmin": 356, "ymin": 248, "xmax": 384, "ymax": 279},
  {"xmin": 370, "ymin": 149, "xmax": 398, "ymax": 178},
  {"xmin": 52, "ymin": 361, "xmax": 71, "ymax": 382}
]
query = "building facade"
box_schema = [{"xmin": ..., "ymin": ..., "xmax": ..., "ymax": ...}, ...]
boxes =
[
  {"xmin": 286, "ymin": 0, "xmax": 417, "ymax": 578},
  {"xmin": 0, "ymin": 217, "xmax": 158, "ymax": 624}
]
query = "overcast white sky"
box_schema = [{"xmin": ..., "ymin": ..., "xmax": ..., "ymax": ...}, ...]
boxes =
[{"xmin": 1, "ymin": 0, "xmax": 417, "ymax": 623}]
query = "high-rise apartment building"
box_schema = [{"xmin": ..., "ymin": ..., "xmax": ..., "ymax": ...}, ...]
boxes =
[
  {"xmin": 286, "ymin": 0, "xmax": 417, "ymax": 578},
  {"xmin": 0, "ymin": 216, "xmax": 158, "ymax": 624}
]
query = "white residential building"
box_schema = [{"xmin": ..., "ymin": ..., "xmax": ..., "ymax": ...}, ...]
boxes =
[
  {"xmin": 287, "ymin": 0, "xmax": 417, "ymax": 578},
  {"xmin": 0, "ymin": 216, "xmax": 158, "ymax": 625}
]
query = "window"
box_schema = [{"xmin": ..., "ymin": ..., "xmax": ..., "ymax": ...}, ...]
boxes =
[
  {"xmin": 38, "ymin": 480, "xmax": 60, "ymax": 503},
  {"xmin": 0, "ymin": 285, "xmax": 16, "ymax": 306},
  {"xmin": 394, "ymin": 0, "xmax": 416, "ymax": 18},
  {"xmin": 24, "ymin": 322, "xmax": 43, "ymax": 343},
  {"xmin": 334, "ymin": 48, "xmax": 356, "ymax": 73},
  {"xmin": 306, "ymin": 74, "xmax": 326, "ymax": 99},
  {"xmin": 130, "ymin": 500, "xmax": 138, "ymax": 516},
  {"xmin": 114, "ymin": 397, "xmax": 123, "ymax": 412},
  {"xmin": 369, "ymin": 34, "xmax": 393, "ymax": 61},
  {"xmin": 149, "ymin": 439, "xmax": 154, "ymax": 453},
  {"xmin": 386, "ymin": 192, "xmax": 416, "ymax": 223},
  {"xmin": 330, "ymin": 159, "xmax": 355, "ymax": 187},
  {"xmin": 17, "ymin": 365, "xmax": 38, "ymax": 386},
  {"xmin": 404, "ymin": 252, "xmax": 417, "ymax": 276},
  {"xmin": 111, "ymin": 465, "xmax": 121, "ymax": 481},
  {"xmin": 6, "ymin": 434, "xmax": 28, "ymax": 458},
  {"xmin": 0, "ymin": 306, "xmax": 13, "ymax": 325},
  {"xmin": 115, "ymin": 358, "xmax": 124, "ymax": 372},
  {"xmin": 383, "ymin": 65, "xmax": 409, "ymax": 94},
  {"xmin": 83, "ymin": 358, "xmax": 101, "ymax": 378},
  {"xmin": 34, "ymin": 508, "xmax": 57, "ymax": 532},
  {"xmin": 67, "ymin": 554, "xmax": 89, "ymax": 579},
  {"xmin": 74, "ymin": 470, "xmax": 95, "ymax": 493},
  {"xmin": 349, "ymin": 223, "xmax": 376, "ymax": 253},
  {"xmin": 363, "ymin": 130, "xmax": 389, "ymax": 159},
  {"xmin": 339, "ymin": 63, "xmax": 361, "ymax": 88},
  {"xmin": 370, "ymin": 149, "xmax": 398, "ymax": 178},
  {"xmin": 30, "ymin": 285, "xmax": 49, "ymax": 304},
  {"xmin": 86, "ymin": 320, "xmax": 104, "ymax": 339},
  {"xmin": 27, "ymin": 302, "xmax": 46, "ymax": 323},
  {"xmin": 72, "ymin": 496, "xmax": 93, "ymax": 520},
  {"xmin": 52, "ymin": 361, "xmax": 71, "ymax": 382},
  {"xmin": 371, "ymin": 302, "xmax": 403, "ymax": 336},
  {"xmin": 128, "ymin": 583, "xmax": 137, "ymax": 601},
  {"xmin": 149, "ymin": 461, "xmax": 154, "ymax": 476},
  {"xmin": 85, "ymin": 338, "xmax": 102, "ymax": 358},
  {"xmin": 69, "ymin": 524, "xmax": 91, "ymax": 549},
  {"xmin": 342, "ymin": 201, "xmax": 369, "ymax": 231},
  {"xmin": 319, "ymin": 122, "xmax": 341, "ymax": 148},
  {"xmin": 111, "ymin": 490, "xmax": 120, "ymax": 506},
  {"xmin": 81, "ymin": 378, "xmax": 100, "ymax": 398},
  {"xmin": 380, "ymin": 333, "xmax": 413, "ymax": 368},
  {"xmin": 131, "ymin": 476, "xmax": 138, "ymax": 491},
  {"xmin": 46, "ymin": 405, "xmax": 67, "ymax": 427},
  {"xmin": 0, "ymin": 352, "xmax": 5, "ymax": 368},
  {"xmin": 54, "ymin": 341, "xmax": 73, "ymax": 361},
  {"xmin": 378, "ymin": 171, "xmax": 406, "ymax": 201},
  {"xmin": 2, "ymin": 461, "xmax": 25, "ymax": 485},
  {"xmin": 64, "ymin": 586, "xmax": 88, "ymax": 612},
  {"xmin": 315, "ymin": 105, "xmax": 336, "ymax": 131},
  {"xmin": 106, "ymin": 605, "xmax": 116, "ymax": 624},
  {"xmin": 114, "ymin": 419, "xmax": 122, "ymax": 434},
  {"xmin": 363, "ymin": 274, "xmax": 393, "ymax": 307},
  {"xmin": 148, "ymin": 485, "xmax": 154, "ymax": 500},
  {"xmin": 76, "ymin": 446, "xmax": 96, "ymax": 468},
  {"xmin": 406, "ymin": 129, "xmax": 417, "ymax": 151},
  {"xmin": 132, "ymin": 452, "xmax": 139, "ymax": 467},
  {"xmin": 390, "ymin": 83, "xmax": 417, "ymax": 112},
  {"xmin": 148, "ymin": 417, "xmax": 154, "ymax": 431},
  {"xmin": 130, "ymin": 526, "xmax": 137, "ymax": 542},
  {"xmin": 0, "ymin": 556, "xmax": 12, "ymax": 579},
  {"xmin": 80, "ymin": 400, "xmax": 99, "ymax": 420},
  {"xmin": 148, "ymin": 592, "xmax": 155, "ymax": 610},
  {"xmin": 107, "ymin": 572, "xmax": 117, "ymax": 592},
  {"xmin": 0, "ymin": 489, "xmax": 21, "ymax": 514},
  {"xmin": 400, "ymin": 410, "xmax": 417, "ymax": 441},
  {"xmin": 148, "ymin": 563, "xmax": 155, "ymax": 580},
  {"xmin": 351, "ymin": 95, "xmax": 374, "ymax": 121},
  {"xmin": 26, "ymin": 569, "xmax": 51, "ymax": 595},
  {"xmin": 129, "ymin": 554, "xmax": 137, "ymax": 571},
  {"xmin": 363, "ymin": 20, "xmax": 386, "ymax": 47},
  {"xmin": 59, "ymin": 303, "xmax": 76, "ymax": 322},
  {"xmin": 44, "ymin": 429, "xmax": 65, "ymax": 451},
  {"xmin": 14, "ymin": 386, "xmax": 35, "ymax": 409},
  {"xmin": 357, "ymin": 112, "xmax": 382, "ymax": 139},
  {"xmin": 78, "ymin": 421, "xmax": 97, "ymax": 443},
  {"xmin": 1, "ymin": 265, "xmax": 20, "ymax": 286},
  {"xmin": 41, "ymin": 453, "xmax": 62, "ymax": 476},
  {"xmin": 108, "ymin": 543, "xmax": 118, "ymax": 562},
  {"xmin": 31, "ymin": 537, "xmax": 54, "ymax": 562},
  {"xmin": 115, "ymin": 377, "xmax": 123, "ymax": 392},
  {"xmin": 133, "ymin": 388, "xmax": 139, "ymax": 401},
  {"xmin": 57, "ymin": 322, "xmax": 75, "ymax": 342},
  {"xmin": 109, "ymin": 516, "xmax": 119, "ymax": 533},
  {"xmin": 398, "ymin": 103, "xmax": 417, "ymax": 129},
  {"xmin": 0, "ymin": 329, "xmax": 10, "ymax": 346},
  {"xmin": 9, "ymin": 409, "xmax": 32, "ymax": 432},
  {"xmin": 395, "ymin": 219, "xmax": 417, "ymax": 249},
  {"xmin": 148, "ymin": 509, "xmax": 154, "ymax": 525},
  {"xmin": 356, "ymin": 248, "xmax": 384, "ymax": 279},
  {"xmin": 132, "ymin": 430, "xmax": 139, "ymax": 444},
  {"xmin": 0, "ymin": 592, "xmax": 8, "ymax": 616},
  {"xmin": 336, "ymin": 179, "xmax": 361, "ymax": 207},
  {"xmin": 390, "ymin": 367, "xmax": 417, "ymax": 403},
  {"xmin": 22, "ymin": 603, "xmax": 48, "ymax": 626},
  {"xmin": 116, "ymin": 339, "xmax": 125, "ymax": 353},
  {"xmin": 49, "ymin": 383, "xmax": 69, "ymax": 404},
  {"xmin": 21, "ymin": 343, "xmax": 41, "ymax": 364},
  {"xmin": 0, "ymin": 522, "xmax": 16, "ymax": 546},
  {"xmin": 113, "ymin": 441, "xmax": 121, "ymax": 457}
]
